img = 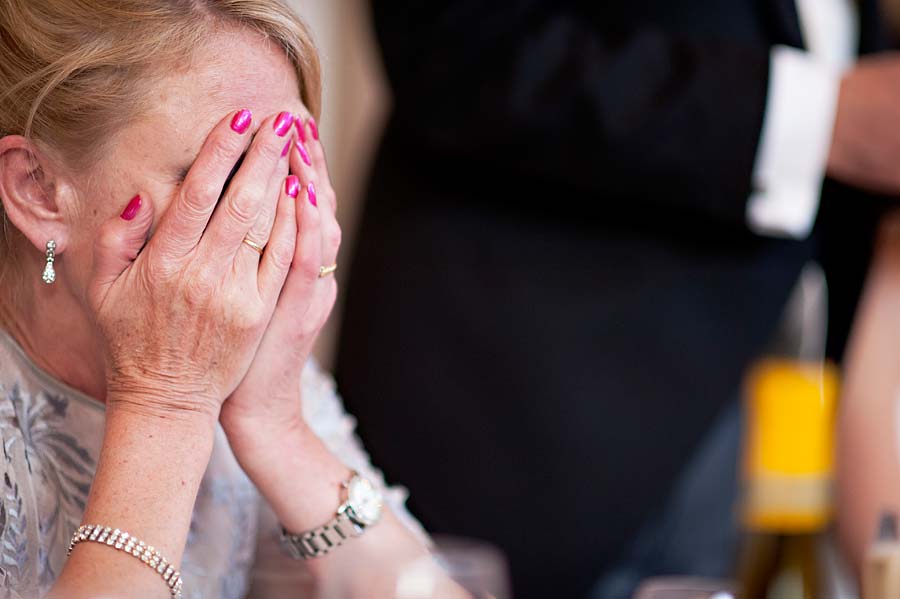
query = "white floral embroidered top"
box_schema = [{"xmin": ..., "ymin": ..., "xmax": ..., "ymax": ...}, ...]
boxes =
[{"xmin": 0, "ymin": 330, "xmax": 426, "ymax": 598}]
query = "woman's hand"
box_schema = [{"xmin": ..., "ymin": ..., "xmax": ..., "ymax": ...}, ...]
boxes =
[
  {"xmin": 220, "ymin": 116, "xmax": 341, "ymax": 443},
  {"xmin": 210, "ymin": 121, "xmax": 462, "ymax": 596},
  {"xmin": 89, "ymin": 109, "xmax": 300, "ymax": 423}
]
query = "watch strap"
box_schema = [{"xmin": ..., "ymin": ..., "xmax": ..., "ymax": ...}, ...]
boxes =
[{"xmin": 280, "ymin": 512, "xmax": 365, "ymax": 560}]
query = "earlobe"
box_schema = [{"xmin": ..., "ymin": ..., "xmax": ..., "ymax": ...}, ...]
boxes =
[{"xmin": 0, "ymin": 135, "xmax": 70, "ymax": 254}]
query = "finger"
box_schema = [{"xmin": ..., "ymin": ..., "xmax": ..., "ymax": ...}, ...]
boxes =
[
  {"xmin": 313, "ymin": 181, "xmax": 341, "ymax": 268},
  {"xmin": 280, "ymin": 178, "xmax": 323, "ymax": 311},
  {"xmin": 257, "ymin": 175, "xmax": 300, "ymax": 303},
  {"xmin": 308, "ymin": 183, "xmax": 339, "ymax": 327},
  {"xmin": 306, "ymin": 116, "xmax": 321, "ymax": 146},
  {"xmin": 290, "ymin": 129, "xmax": 340, "ymax": 270},
  {"xmin": 289, "ymin": 131, "xmax": 321, "ymax": 212},
  {"xmin": 309, "ymin": 272, "xmax": 339, "ymax": 332},
  {"xmin": 153, "ymin": 109, "xmax": 254, "ymax": 259},
  {"xmin": 236, "ymin": 134, "xmax": 294, "ymax": 272},
  {"xmin": 301, "ymin": 117, "xmax": 327, "ymax": 174},
  {"xmin": 299, "ymin": 117, "xmax": 335, "ymax": 212},
  {"xmin": 203, "ymin": 111, "xmax": 296, "ymax": 259},
  {"xmin": 91, "ymin": 193, "xmax": 155, "ymax": 298}
]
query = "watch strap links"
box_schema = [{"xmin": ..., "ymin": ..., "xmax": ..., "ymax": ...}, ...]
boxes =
[{"xmin": 280, "ymin": 512, "xmax": 364, "ymax": 560}]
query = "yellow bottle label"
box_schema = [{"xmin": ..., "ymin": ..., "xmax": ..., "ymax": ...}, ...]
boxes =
[{"xmin": 742, "ymin": 358, "xmax": 840, "ymax": 532}]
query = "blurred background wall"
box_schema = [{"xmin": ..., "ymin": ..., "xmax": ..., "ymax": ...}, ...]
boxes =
[{"xmin": 287, "ymin": 0, "xmax": 390, "ymax": 369}]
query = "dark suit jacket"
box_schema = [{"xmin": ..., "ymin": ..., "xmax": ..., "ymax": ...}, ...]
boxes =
[{"xmin": 336, "ymin": 2, "xmax": 893, "ymax": 597}]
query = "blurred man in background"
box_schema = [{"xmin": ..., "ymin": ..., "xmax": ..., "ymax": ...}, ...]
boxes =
[{"xmin": 336, "ymin": 2, "xmax": 899, "ymax": 597}]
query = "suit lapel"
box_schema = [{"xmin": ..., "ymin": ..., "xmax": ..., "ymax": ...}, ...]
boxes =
[{"xmin": 763, "ymin": 0, "xmax": 805, "ymax": 48}]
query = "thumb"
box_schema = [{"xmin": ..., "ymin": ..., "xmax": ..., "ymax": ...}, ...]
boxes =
[{"xmin": 91, "ymin": 194, "xmax": 154, "ymax": 296}]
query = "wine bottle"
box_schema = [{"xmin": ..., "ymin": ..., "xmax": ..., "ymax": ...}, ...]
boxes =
[{"xmin": 736, "ymin": 266, "xmax": 840, "ymax": 599}]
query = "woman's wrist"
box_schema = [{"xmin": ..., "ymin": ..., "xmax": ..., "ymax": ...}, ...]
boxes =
[
  {"xmin": 86, "ymin": 404, "xmax": 217, "ymax": 557},
  {"xmin": 105, "ymin": 381, "xmax": 223, "ymax": 424},
  {"xmin": 224, "ymin": 413, "xmax": 352, "ymax": 531},
  {"xmin": 103, "ymin": 394, "xmax": 220, "ymax": 453},
  {"xmin": 219, "ymin": 389, "xmax": 303, "ymax": 440},
  {"xmin": 52, "ymin": 400, "xmax": 217, "ymax": 598},
  {"xmin": 221, "ymin": 402, "xmax": 442, "ymax": 589}
]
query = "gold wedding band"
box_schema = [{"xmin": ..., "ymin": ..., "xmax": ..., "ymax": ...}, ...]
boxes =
[
  {"xmin": 241, "ymin": 238, "xmax": 265, "ymax": 255},
  {"xmin": 318, "ymin": 264, "xmax": 338, "ymax": 278}
]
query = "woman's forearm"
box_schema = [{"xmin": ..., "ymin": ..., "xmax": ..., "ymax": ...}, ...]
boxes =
[{"xmin": 48, "ymin": 399, "xmax": 217, "ymax": 599}]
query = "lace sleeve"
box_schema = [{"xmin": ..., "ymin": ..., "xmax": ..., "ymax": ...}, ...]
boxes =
[{"xmin": 246, "ymin": 360, "xmax": 429, "ymax": 599}]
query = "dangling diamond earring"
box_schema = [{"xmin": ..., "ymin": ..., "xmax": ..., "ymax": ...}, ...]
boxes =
[{"xmin": 42, "ymin": 240, "xmax": 56, "ymax": 285}]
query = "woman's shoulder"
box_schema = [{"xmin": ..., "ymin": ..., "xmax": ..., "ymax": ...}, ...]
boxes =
[
  {"xmin": 0, "ymin": 332, "xmax": 104, "ymax": 598},
  {"xmin": 0, "ymin": 330, "xmax": 105, "ymax": 453},
  {"xmin": 0, "ymin": 329, "xmax": 105, "ymax": 482},
  {"xmin": 0, "ymin": 329, "xmax": 105, "ymax": 416}
]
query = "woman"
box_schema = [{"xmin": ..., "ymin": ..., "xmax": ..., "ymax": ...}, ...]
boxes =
[{"xmin": 0, "ymin": 1, "xmax": 445, "ymax": 597}]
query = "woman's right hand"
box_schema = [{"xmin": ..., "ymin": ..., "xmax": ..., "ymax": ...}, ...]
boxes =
[{"xmin": 88, "ymin": 109, "xmax": 300, "ymax": 422}]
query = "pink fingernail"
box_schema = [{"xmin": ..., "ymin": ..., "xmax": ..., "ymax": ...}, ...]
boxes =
[
  {"xmin": 281, "ymin": 139, "xmax": 292, "ymax": 157},
  {"xmin": 285, "ymin": 175, "xmax": 300, "ymax": 198},
  {"xmin": 308, "ymin": 182, "xmax": 317, "ymax": 207},
  {"xmin": 294, "ymin": 118, "xmax": 307, "ymax": 143},
  {"xmin": 308, "ymin": 117, "xmax": 319, "ymax": 141},
  {"xmin": 273, "ymin": 111, "xmax": 294, "ymax": 136},
  {"xmin": 120, "ymin": 194, "xmax": 142, "ymax": 221},
  {"xmin": 231, "ymin": 109, "xmax": 252, "ymax": 134},
  {"xmin": 297, "ymin": 142, "xmax": 312, "ymax": 166}
]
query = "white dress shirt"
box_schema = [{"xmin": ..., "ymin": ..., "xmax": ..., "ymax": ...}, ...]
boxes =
[{"xmin": 746, "ymin": 0, "xmax": 858, "ymax": 238}]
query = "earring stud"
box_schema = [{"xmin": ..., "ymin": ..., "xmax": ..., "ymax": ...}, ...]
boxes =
[{"xmin": 42, "ymin": 240, "xmax": 56, "ymax": 284}]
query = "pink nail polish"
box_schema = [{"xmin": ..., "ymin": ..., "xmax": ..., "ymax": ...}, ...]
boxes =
[
  {"xmin": 285, "ymin": 175, "xmax": 300, "ymax": 198},
  {"xmin": 231, "ymin": 109, "xmax": 252, "ymax": 134},
  {"xmin": 308, "ymin": 117, "xmax": 319, "ymax": 141},
  {"xmin": 273, "ymin": 111, "xmax": 294, "ymax": 136},
  {"xmin": 294, "ymin": 118, "xmax": 307, "ymax": 143},
  {"xmin": 281, "ymin": 139, "xmax": 292, "ymax": 157},
  {"xmin": 308, "ymin": 182, "xmax": 317, "ymax": 207},
  {"xmin": 120, "ymin": 194, "xmax": 142, "ymax": 221},
  {"xmin": 297, "ymin": 143, "xmax": 312, "ymax": 166}
]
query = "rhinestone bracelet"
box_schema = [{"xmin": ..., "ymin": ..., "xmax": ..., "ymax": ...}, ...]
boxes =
[{"xmin": 67, "ymin": 524, "xmax": 184, "ymax": 598}]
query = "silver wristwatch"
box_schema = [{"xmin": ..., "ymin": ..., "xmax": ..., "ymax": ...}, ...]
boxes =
[{"xmin": 279, "ymin": 471, "xmax": 384, "ymax": 560}]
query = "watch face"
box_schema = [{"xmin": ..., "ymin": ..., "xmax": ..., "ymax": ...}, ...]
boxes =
[{"xmin": 347, "ymin": 476, "xmax": 383, "ymax": 526}]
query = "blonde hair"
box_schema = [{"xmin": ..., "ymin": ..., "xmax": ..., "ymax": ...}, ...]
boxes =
[{"xmin": 0, "ymin": 0, "xmax": 321, "ymax": 262}]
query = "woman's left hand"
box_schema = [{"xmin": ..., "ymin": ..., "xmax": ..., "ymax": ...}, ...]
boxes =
[{"xmin": 220, "ymin": 115, "xmax": 341, "ymax": 448}]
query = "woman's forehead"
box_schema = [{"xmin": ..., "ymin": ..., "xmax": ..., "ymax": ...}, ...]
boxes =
[
  {"xmin": 162, "ymin": 31, "xmax": 302, "ymax": 124},
  {"xmin": 123, "ymin": 31, "xmax": 304, "ymax": 175}
]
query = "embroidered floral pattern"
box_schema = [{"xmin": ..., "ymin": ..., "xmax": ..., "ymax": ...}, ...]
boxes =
[
  {"xmin": 0, "ymin": 469, "xmax": 28, "ymax": 596},
  {"xmin": 0, "ymin": 384, "xmax": 95, "ymax": 587}
]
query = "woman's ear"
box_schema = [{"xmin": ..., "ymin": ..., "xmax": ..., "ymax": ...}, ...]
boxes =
[{"xmin": 0, "ymin": 135, "xmax": 73, "ymax": 254}]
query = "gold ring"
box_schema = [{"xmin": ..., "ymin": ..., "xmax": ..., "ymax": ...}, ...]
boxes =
[
  {"xmin": 318, "ymin": 264, "xmax": 338, "ymax": 278},
  {"xmin": 241, "ymin": 238, "xmax": 265, "ymax": 255}
]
